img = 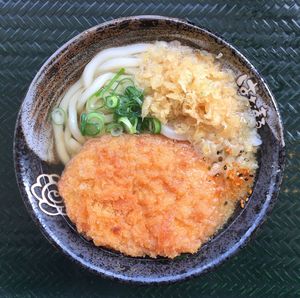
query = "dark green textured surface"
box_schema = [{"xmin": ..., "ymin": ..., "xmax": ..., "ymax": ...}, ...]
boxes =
[{"xmin": 0, "ymin": 0, "xmax": 299, "ymax": 297}]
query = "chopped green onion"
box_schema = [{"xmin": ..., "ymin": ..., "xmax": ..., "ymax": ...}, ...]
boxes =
[
  {"xmin": 106, "ymin": 123, "xmax": 123, "ymax": 137},
  {"xmin": 115, "ymin": 95, "xmax": 141, "ymax": 117},
  {"xmin": 118, "ymin": 117, "xmax": 137, "ymax": 134},
  {"xmin": 140, "ymin": 117, "xmax": 162, "ymax": 134},
  {"xmin": 104, "ymin": 114, "xmax": 114, "ymax": 123},
  {"xmin": 130, "ymin": 117, "xmax": 138, "ymax": 132},
  {"xmin": 79, "ymin": 69, "xmax": 156, "ymax": 138},
  {"xmin": 80, "ymin": 112, "xmax": 105, "ymax": 136},
  {"xmin": 133, "ymin": 96, "xmax": 143, "ymax": 106},
  {"xmin": 135, "ymin": 118, "xmax": 143, "ymax": 133},
  {"xmin": 113, "ymin": 77, "xmax": 135, "ymax": 93},
  {"xmin": 86, "ymin": 95, "xmax": 105, "ymax": 111},
  {"xmin": 124, "ymin": 86, "xmax": 143, "ymax": 106},
  {"xmin": 51, "ymin": 108, "xmax": 66, "ymax": 125},
  {"xmin": 149, "ymin": 118, "xmax": 161, "ymax": 134},
  {"xmin": 80, "ymin": 113, "xmax": 87, "ymax": 135},
  {"xmin": 105, "ymin": 95, "xmax": 119, "ymax": 109},
  {"xmin": 140, "ymin": 117, "xmax": 149, "ymax": 132},
  {"xmin": 95, "ymin": 68, "xmax": 125, "ymax": 98},
  {"xmin": 125, "ymin": 86, "xmax": 143, "ymax": 99}
]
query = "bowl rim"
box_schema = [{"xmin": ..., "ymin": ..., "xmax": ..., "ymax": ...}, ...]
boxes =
[{"xmin": 13, "ymin": 15, "xmax": 286, "ymax": 284}]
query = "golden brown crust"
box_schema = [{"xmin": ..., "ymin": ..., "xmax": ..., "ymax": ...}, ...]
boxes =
[{"xmin": 58, "ymin": 134, "xmax": 253, "ymax": 258}]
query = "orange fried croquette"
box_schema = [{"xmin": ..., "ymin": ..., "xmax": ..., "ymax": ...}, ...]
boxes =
[{"xmin": 58, "ymin": 134, "xmax": 253, "ymax": 258}]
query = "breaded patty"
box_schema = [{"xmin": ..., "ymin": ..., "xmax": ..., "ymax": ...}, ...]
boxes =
[{"xmin": 58, "ymin": 134, "xmax": 253, "ymax": 258}]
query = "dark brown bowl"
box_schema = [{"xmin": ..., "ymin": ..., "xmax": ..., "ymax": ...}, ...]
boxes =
[{"xmin": 14, "ymin": 15, "xmax": 285, "ymax": 284}]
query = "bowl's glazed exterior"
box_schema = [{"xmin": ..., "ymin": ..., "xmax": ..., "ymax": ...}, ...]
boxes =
[{"xmin": 14, "ymin": 15, "xmax": 285, "ymax": 284}]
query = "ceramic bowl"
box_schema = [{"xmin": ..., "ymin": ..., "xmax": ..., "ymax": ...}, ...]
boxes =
[{"xmin": 14, "ymin": 15, "xmax": 285, "ymax": 284}]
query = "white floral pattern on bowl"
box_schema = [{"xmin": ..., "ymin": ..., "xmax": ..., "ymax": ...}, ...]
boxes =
[{"xmin": 31, "ymin": 174, "xmax": 65, "ymax": 216}]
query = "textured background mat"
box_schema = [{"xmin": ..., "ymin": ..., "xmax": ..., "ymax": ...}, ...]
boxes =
[{"xmin": 0, "ymin": 0, "xmax": 299, "ymax": 297}]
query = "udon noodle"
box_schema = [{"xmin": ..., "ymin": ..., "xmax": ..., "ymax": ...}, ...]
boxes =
[{"xmin": 52, "ymin": 44, "xmax": 151, "ymax": 164}]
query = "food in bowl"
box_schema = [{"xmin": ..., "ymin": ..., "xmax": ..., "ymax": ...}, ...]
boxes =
[
  {"xmin": 58, "ymin": 134, "xmax": 254, "ymax": 258},
  {"xmin": 53, "ymin": 41, "xmax": 261, "ymax": 258}
]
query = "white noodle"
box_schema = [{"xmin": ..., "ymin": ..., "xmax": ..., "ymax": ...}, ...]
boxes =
[
  {"xmin": 95, "ymin": 58, "xmax": 141, "ymax": 74},
  {"xmin": 161, "ymin": 125, "xmax": 188, "ymax": 141},
  {"xmin": 63, "ymin": 123, "xmax": 72, "ymax": 155},
  {"xmin": 68, "ymin": 139, "xmax": 82, "ymax": 155},
  {"xmin": 68, "ymin": 89, "xmax": 85, "ymax": 144},
  {"xmin": 251, "ymin": 132, "xmax": 262, "ymax": 146},
  {"xmin": 64, "ymin": 124, "xmax": 82, "ymax": 155},
  {"xmin": 59, "ymin": 80, "xmax": 82, "ymax": 111},
  {"xmin": 82, "ymin": 43, "xmax": 149, "ymax": 87},
  {"xmin": 77, "ymin": 73, "xmax": 114, "ymax": 111},
  {"xmin": 53, "ymin": 124, "xmax": 70, "ymax": 164}
]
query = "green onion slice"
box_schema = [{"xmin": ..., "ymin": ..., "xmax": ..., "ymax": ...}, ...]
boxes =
[
  {"xmin": 115, "ymin": 96, "xmax": 141, "ymax": 117},
  {"xmin": 113, "ymin": 77, "xmax": 135, "ymax": 93},
  {"xmin": 149, "ymin": 118, "xmax": 161, "ymax": 134},
  {"xmin": 124, "ymin": 86, "xmax": 143, "ymax": 106},
  {"xmin": 104, "ymin": 114, "xmax": 114, "ymax": 123},
  {"xmin": 105, "ymin": 95, "xmax": 119, "ymax": 109},
  {"xmin": 86, "ymin": 95, "xmax": 105, "ymax": 111},
  {"xmin": 141, "ymin": 117, "xmax": 161, "ymax": 134},
  {"xmin": 125, "ymin": 86, "xmax": 143, "ymax": 99},
  {"xmin": 133, "ymin": 96, "xmax": 143, "ymax": 106},
  {"xmin": 106, "ymin": 123, "xmax": 123, "ymax": 137},
  {"xmin": 95, "ymin": 68, "xmax": 125, "ymax": 98},
  {"xmin": 80, "ymin": 113, "xmax": 87, "ymax": 134},
  {"xmin": 80, "ymin": 112, "xmax": 105, "ymax": 136},
  {"xmin": 118, "ymin": 117, "xmax": 137, "ymax": 134},
  {"xmin": 51, "ymin": 108, "xmax": 66, "ymax": 125}
]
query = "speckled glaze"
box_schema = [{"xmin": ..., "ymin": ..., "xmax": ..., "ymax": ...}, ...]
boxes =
[{"xmin": 14, "ymin": 16, "xmax": 285, "ymax": 284}]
